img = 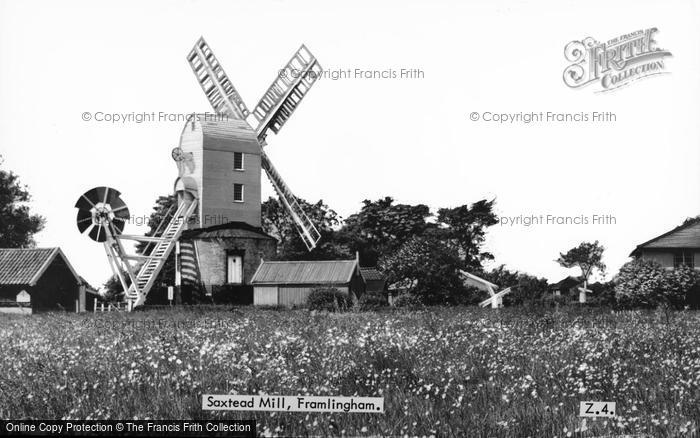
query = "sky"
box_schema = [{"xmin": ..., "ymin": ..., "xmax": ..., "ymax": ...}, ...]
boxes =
[{"xmin": 1, "ymin": 0, "xmax": 699, "ymax": 287}]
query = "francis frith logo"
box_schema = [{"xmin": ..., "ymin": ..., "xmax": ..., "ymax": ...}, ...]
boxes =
[{"xmin": 563, "ymin": 28, "xmax": 672, "ymax": 92}]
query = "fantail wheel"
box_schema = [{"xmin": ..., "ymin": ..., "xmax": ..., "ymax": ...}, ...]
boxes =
[{"xmin": 74, "ymin": 187, "xmax": 130, "ymax": 242}]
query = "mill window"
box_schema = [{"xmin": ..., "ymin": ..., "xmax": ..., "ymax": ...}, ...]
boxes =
[
  {"xmin": 233, "ymin": 152, "xmax": 244, "ymax": 171},
  {"xmin": 233, "ymin": 184, "xmax": 244, "ymax": 202}
]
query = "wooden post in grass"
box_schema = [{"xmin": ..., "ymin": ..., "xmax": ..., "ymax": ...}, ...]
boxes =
[{"xmin": 174, "ymin": 241, "xmax": 182, "ymax": 305}]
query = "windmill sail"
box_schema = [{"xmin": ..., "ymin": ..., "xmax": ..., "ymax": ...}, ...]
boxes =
[
  {"xmin": 187, "ymin": 38, "xmax": 322, "ymax": 251},
  {"xmin": 479, "ymin": 287, "xmax": 513, "ymax": 308},
  {"xmin": 260, "ymin": 150, "xmax": 321, "ymax": 251},
  {"xmin": 253, "ymin": 44, "xmax": 322, "ymax": 139},
  {"xmin": 187, "ymin": 37, "xmax": 250, "ymax": 120}
]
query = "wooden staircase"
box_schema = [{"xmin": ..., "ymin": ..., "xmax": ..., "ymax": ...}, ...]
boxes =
[{"xmin": 125, "ymin": 200, "xmax": 198, "ymax": 309}]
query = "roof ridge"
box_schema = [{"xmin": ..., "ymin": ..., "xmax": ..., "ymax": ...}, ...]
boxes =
[
  {"xmin": 251, "ymin": 259, "xmax": 359, "ymax": 285},
  {"xmin": 630, "ymin": 218, "xmax": 700, "ymax": 256},
  {"xmin": 0, "ymin": 247, "xmax": 58, "ymax": 251},
  {"xmin": 0, "ymin": 247, "xmax": 77, "ymax": 287},
  {"xmin": 262, "ymin": 259, "xmax": 356, "ymax": 264}
]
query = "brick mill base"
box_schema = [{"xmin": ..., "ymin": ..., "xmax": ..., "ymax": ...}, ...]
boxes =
[{"xmin": 181, "ymin": 221, "xmax": 277, "ymax": 304}]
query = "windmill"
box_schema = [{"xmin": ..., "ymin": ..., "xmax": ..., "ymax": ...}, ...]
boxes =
[
  {"xmin": 478, "ymin": 286, "xmax": 513, "ymax": 308},
  {"xmin": 75, "ymin": 38, "xmax": 324, "ymax": 310},
  {"xmin": 181, "ymin": 37, "xmax": 322, "ymax": 249},
  {"xmin": 459, "ymin": 270, "xmax": 514, "ymax": 309}
]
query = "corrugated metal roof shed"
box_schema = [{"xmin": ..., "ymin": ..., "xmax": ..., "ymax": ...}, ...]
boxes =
[
  {"xmin": 0, "ymin": 248, "xmax": 79, "ymax": 286},
  {"xmin": 251, "ymin": 260, "xmax": 358, "ymax": 285}
]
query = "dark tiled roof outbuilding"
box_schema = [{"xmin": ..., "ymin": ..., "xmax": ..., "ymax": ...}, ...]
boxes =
[
  {"xmin": 359, "ymin": 267, "xmax": 384, "ymax": 281},
  {"xmin": 0, "ymin": 248, "xmax": 80, "ymax": 286}
]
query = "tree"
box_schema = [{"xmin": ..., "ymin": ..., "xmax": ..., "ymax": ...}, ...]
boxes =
[
  {"xmin": 0, "ymin": 157, "xmax": 45, "ymax": 247},
  {"xmin": 587, "ymin": 281, "xmax": 617, "ymax": 307},
  {"xmin": 433, "ymin": 199, "xmax": 498, "ymax": 271},
  {"xmin": 261, "ymin": 196, "xmax": 351, "ymax": 261},
  {"xmin": 681, "ymin": 215, "xmax": 700, "ymax": 226},
  {"xmin": 341, "ymin": 197, "xmax": 498, "ymax": 270},
  {"xmin": 556, "ymin": 241, "xmax": 606, "ymax": 299},
  {"xmin": 135, "ymin": 194, "xmax": 177, "ymax": 254},
  {"xmin": 614, "ymin": 259, "xmax": 699, "ymax": 309},
  {"xmin": 480, "ymin": 264, "xmax": 548, "ymax": 306},
  {"xmin": 507, "ymin": 274, "xmax": 549, "ymax": 306},
  {"xmin": 341, "ymin": 197, "xmax": 432, "ymax": 266},
  {"xmin": 479, "ymin": 264, "xmax": 519, "ymax": 291},
  {"xmin": 379, "ymin": 236, "xmax": 467, "ymax": 305},
  {"xmin": 102, "ymin": 275, "xmax": 128, "ymax": 302}
]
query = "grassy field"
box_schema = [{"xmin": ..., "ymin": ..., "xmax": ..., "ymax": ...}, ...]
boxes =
[{"xmin": 0, "ymin": 306, "xmax": 699, "ymax": 437}]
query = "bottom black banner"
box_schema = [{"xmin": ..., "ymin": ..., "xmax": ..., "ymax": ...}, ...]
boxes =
[{"xmin": 1, "ymin": 420, "xmax": 255, "ymax": 437}]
